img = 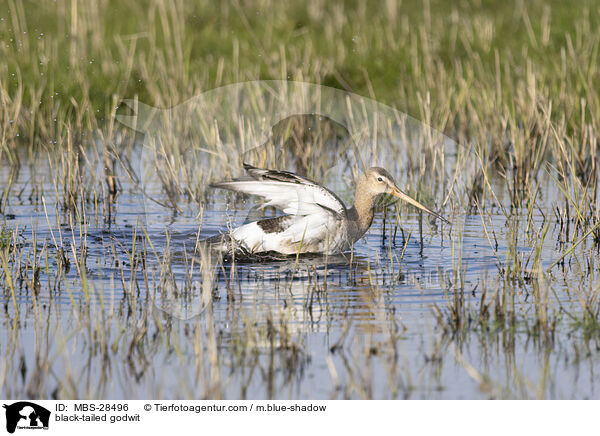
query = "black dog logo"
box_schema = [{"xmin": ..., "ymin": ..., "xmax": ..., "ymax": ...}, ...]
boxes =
[{"xmin": 2, "ymin": 402, "xmax": 50, "ymax": 433}]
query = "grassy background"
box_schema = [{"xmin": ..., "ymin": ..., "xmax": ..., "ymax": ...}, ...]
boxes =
[
  {"xmin": 1, "ymin": 0, "xmax": 598, "ymax": 133},
  {"xmin": 1, "ymin": 0, "xmax": 600, "ymax": 214}
]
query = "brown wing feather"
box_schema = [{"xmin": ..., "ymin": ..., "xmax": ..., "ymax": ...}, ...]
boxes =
[{"xmin": 255, "ymin": 215, "xmax": 294, "ymax": 234}]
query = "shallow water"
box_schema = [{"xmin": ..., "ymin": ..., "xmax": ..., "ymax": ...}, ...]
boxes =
[{"xmin": 1, "ymin": 149, "xmax": 600, "ymax": 400}]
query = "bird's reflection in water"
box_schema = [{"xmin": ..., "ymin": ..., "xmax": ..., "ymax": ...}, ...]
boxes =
[
  {"xmin": 152, "ymin": 228, "xmax": 435, "ymax": 341},
  {"xmin": 210, "ymin": 253, "xmax": 397, "ymax": 335}
]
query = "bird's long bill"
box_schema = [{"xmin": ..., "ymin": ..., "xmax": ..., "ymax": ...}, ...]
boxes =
[{"xmin": 391, "ymin": 187, "xmax": 450, "ymax": 224}]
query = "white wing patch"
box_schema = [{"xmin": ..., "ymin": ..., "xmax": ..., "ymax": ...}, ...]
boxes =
[{"xmin": 212, "ymin": 180, "xmax": 345, "ymax": 216}]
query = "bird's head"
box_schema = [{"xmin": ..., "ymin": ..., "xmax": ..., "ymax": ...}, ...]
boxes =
[
  {"xmin": 365, "ymin": 167, "xmax": 449, "ymax": 224},
  {"xmin": 365, "ymin": 167, "xmax": 400, "ymax": 196}
]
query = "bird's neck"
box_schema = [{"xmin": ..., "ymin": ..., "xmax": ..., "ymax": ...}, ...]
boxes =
[{"xmin": 348, "ymin": 178, "xmax": 376, "ymax": 241}]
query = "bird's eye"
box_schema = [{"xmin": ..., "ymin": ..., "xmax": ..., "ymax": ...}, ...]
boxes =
[{"xmin": 377, "ymin": 177, "xmax": 383, "ymax": 182}]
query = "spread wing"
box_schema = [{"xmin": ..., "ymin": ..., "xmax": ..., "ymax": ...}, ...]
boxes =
[{"xmin": 210, "ymin": 163, "xmax": 346, "ymax": 216}]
